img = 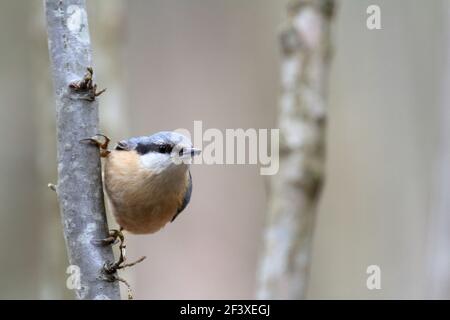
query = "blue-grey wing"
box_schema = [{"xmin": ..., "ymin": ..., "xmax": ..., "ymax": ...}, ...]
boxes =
[{"xmin": 171, "ymin": 171, "xmax": 192, "ymax": 222}]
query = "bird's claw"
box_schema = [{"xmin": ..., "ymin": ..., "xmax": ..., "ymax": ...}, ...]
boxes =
[
  {"xmin": 91, "ymin": 228, "xmax": 123, "ymax": 250},
  {"xmin": 80, "ymin": 134, "xmax": 111, "ymax": 157},
  {"xmin": 69, "ymin": 67, "xmax": 106, "ymax": 101},
  {"xmin": 103, "ymin": 260, "xmax": 119, "ymax": 275},
  {"xmin": 94, "ymin": 228, "xmax": 146, "ymax": 275},
  {"xmin": 92, "ymin": 228, "xmax": 146, "ymax": 299},
  {"xmin": 93, "ymin": 228, "xmax": 126, "ymax": 275},
  {"xmin": 99, "ymin": 270, "xmax": 134, "ymax": 300}
]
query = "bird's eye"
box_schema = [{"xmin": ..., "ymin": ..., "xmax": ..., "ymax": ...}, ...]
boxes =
[{"xmin": 158, "ymin": 144, "xmax": 172, "ymax": 153}]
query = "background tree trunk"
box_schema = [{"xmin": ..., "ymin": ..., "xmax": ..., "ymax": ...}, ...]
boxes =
[
  {"xmin": 45, "ymin": 0, "xmax": 120, "ymax": 300},
  {"xmin": 0, "ymin": 0, "xmax": 41, "ymax": 299},
  {"xmin": 257, "ymin": 0, "xmax": 335, "ymax": 299},
  {"xmin": 427, "ymin": 0, "xmax": 450, "ymax": 300}
]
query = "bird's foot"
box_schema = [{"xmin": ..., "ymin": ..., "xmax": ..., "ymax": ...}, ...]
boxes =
[
  {"xmin": 69, "ymin": 67, "xmax": 106, "ymax": 101},
  {"xmin": 94, "ymin": 227, "xmax": 146, "ymax": 299},
  {"xmin": 103, "ymin": 255, "xmax": 147, "ymax": 275},
  {"xmin": 101, "ymin": 273, "xmax": 134, "ymax": 300},
  {"xmin": 80, "ymin": 133, "xmax": 111, "ymax": 157},
  {"xmin": 91, "ymin": 228, "xmax": 123, "ymax": 246},
  {"xmin": 93, "ymin": 227, "xmax": 146, "ymax": 277}
]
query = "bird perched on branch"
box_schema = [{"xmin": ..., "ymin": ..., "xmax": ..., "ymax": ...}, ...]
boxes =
[
  {"xmin": 70, "ymin": 68, "xmax": 201, "ymax": 295},
  {"xmin": 83, "ymin": 131, "xmax": 201, "ymax": 272}
]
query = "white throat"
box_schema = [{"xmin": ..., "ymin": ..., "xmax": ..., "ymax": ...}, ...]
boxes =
[{"xmin": 139, "ymin": 152, "xmax": 188, "ymax": 174}]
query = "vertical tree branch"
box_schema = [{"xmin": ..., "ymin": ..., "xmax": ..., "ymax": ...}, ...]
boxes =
[
  {"xmin": 257, "ymin": 0, "xmax": 335, "ymax": 299},
  {"xmin": 44, "ymin": 0, "xmax": 120, "ymax": 300}
]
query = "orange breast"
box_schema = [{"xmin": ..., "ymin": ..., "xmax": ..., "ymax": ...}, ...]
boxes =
[{"xmin": 104, "ymin": 150, "xmax": 189, "ymax": 234}]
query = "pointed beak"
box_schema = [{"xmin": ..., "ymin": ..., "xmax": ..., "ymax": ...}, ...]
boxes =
[
  {"xmin": 176, "ymin": 147, "xmax": 201, "ymax": 159},
  {"xmin": 185, "ymin": 147, "xmax": 201, "ymax": 157},
  {"xmin": 171, "ymin": 147, "xmax": 201, "ymax": 164}
]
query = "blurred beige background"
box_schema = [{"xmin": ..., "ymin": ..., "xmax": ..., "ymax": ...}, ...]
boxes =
[{"xmin": 0, "ymin": 0, "xmax": 448, "ymax": 299}]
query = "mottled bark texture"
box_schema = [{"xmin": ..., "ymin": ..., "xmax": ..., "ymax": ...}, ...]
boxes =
[
  {"xmin": 44, "ymin": 0, "xmax": 120, "ymax": 300},
  {"xmin": 257, "ymin": 0, "xmax": 335, "ymax": 299}
]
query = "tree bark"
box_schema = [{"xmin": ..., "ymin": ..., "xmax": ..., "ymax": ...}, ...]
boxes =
[
  {"xmin": 257, "ymin": 0, "xmax": 335, "ymax": 299},
  {"xmin": 44, "ymin": 0, "xmax": 120, "ymax": 300}
]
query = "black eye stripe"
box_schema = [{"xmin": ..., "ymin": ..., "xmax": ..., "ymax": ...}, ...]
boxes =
[
  {"xmin": 136, "ymin": 142, "xmax": 173, "ymax": 155},
  {"xmin": 135, "ymin": 143, "xmax": 152, "ymax": 155},
  {"xmin": 158, "ymin": 144, "xmax": 170, "ymax": 153}
]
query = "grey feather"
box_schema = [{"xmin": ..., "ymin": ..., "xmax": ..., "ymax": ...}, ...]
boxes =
[
  {"xmin": 171, "ymin": 171, "xmax": 192, "ymax": 222},
  {"xmin": 115, "ymin": 131, "xmax": 189, "ymax": 154}
]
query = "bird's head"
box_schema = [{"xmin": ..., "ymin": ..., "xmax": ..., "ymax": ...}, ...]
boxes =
[{"xmin": 116, "ymin": 131, "xmax": 201, "ymax": 174}]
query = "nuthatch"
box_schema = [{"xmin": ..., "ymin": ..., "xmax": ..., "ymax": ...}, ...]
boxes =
[
  {"xmin": 88, "ymin": 131, "xmax": 201, "ymax": 235},
  {"xmin": 73, "ymin": 69, "xmax": 201, "ymax": 283}
]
